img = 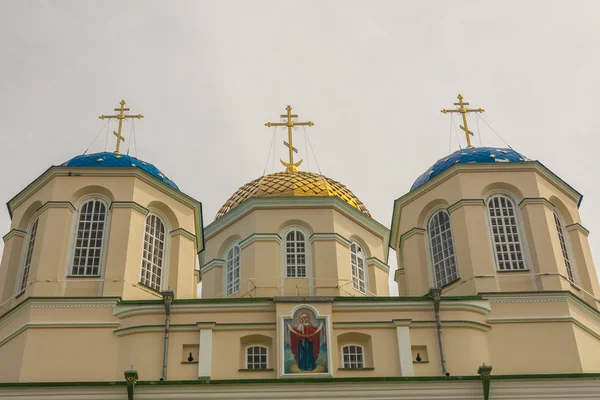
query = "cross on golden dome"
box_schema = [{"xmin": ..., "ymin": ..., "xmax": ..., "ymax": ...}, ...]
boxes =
[
  {"xmin": 99, "ymin": 100, "xmax": 144, "ymax": 154},
  {"xmin": 441, "ymin": 94, "xmax": 485, "ymax": 148},
  {"xmin": 265, "ymin": 105, "xmax": 314, "ymax": 173}
]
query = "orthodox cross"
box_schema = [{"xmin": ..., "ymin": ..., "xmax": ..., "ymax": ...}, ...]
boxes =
[
  {"xmin": 265, "ymin": 105, "xmax": 314, "ymax": 173},
  {"xmin": 99, "ymin": 100, "xmax": 144, "ymax": 154},
  {"xmin": 441, "ymin": 94, "xmax": 485, "ymax": 148}
]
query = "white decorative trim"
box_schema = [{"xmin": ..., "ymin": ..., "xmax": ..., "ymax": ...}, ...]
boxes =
[
  {"xmin": 240, "ymin": 233, "xmax": 282, "ymax": 249},
  {"xmin": 198, "ymin": 328, "xmax": 213, "ymax": 378},
  {"xmin": 396, "ymin": 325, "xmax": 414, "ymax": 376}
]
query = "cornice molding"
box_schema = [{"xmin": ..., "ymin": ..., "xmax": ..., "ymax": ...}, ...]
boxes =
[
  {"xmin": 366, "ymin": 257, "xmax": 390, "ymax": 272},
  {"xmin": 0, "ymin": 322, "xmax": 120, "ymax": 347},
  {"xmin": 170, "ymin": 228, "xmax": 196, "ymax": 242},
  {"xmin": 390, "ymin": 161, "xmax": 583, "ymax": 249},
  {"xmin": 205, "ymin": 197, "xmax": 389, "ymax": 244},
  {"xmin": 398, "ymin": 228, "xmax": 425, "ymax": 249},
  {"xmin": 2, "ymin": 229, "xmax": 27, "ymax": 243},
  {"xmin": 37, "ymin": 201, "xmax": 75, "ymax": 215},
  {"xmin": 518, "ymin": 197, "xmax": 554, "ymax": 210},
  {"xmin": 113, "ymin": 301, "xmax": 276, "ymax": 318},
  {"xmin": 200, "ymin": 259, "xmax": 225, "ymax": 274},
  {"xmin": 6, "ymin": 166, "xmax": 204, "ymax": 253},
  {"xmin": 2, "ymin": 377, "xmax": 600, "ymax": 398},
  {"xmin": 0, "ymin": 297, "xmax": 119, "ymax": 331},
  {"xmin": 566, "ymin": 223, "xmax": 590, "ymax": 236},
  {"xmin": 487, "ymin": 316, "xmax": 599, "ymax": 339},
  {"xmin": 310, "ymin": 233, "xmax": 351, "ymax": 248},
  {"xmin": 240, "ymin": 233, "xmax": 282, "ymax": 249},
  {"xmin": 332, "ymin": 299, "xmax": 491, "ymax": 314},
  {"xmin": 447, "ymin": 199, "xmax": 485, "ymax": 213},
  {"xmin": 109, "ymin": 201, "xmax": 149, "ymax": 216}
]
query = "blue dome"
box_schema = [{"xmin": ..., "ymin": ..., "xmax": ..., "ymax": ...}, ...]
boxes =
[
  {"xmin": 411, "ymin": 147, "xmax": 528, "ymax": 191},
  {"xmin": 61, "ymin": 152, "xmax": 179, "ymax": 190}
]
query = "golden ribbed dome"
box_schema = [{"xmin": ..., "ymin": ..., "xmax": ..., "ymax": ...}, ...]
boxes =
[{"xmin": 215, "ymin": 171, "xmax": 371, "ymax": 219}]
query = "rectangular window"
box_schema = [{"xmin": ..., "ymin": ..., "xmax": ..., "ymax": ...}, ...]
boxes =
[
  {"xmin": 246, "ymin": 346, "xmax": 268, "ymax": 369},
  {"xmin": 342, "ymin": 345, "xmax": 364, "ymax": 369}
]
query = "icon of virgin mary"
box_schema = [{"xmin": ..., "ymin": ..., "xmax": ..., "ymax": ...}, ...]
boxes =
[{"xmin": 285, "ymin": 311, "xmax": 325, "ymax": 371}]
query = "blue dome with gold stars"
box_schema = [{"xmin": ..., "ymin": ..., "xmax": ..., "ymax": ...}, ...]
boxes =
[
  {"xmin": 61, "ymin": 152, "xmax": 179, "ymax": 190},
  {"xmin": 411, "ymin": 147, "xmax": 529, "ymax": 191}
]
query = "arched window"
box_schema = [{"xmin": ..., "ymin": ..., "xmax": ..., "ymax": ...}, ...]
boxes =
[
  {"xmin": 140, "ymin": 214, "xmax": 166, "ymax": 291},
  {"xmin": 428, "ymin": 210, "xmax": 458, "ymax": 287},
  {"xmin": 341, "ymin": 345, "xmax": 364, "ymax": 369},
  {"xmin": 71, "ymin": 199, "xmax": 107, "ymax": 276},
  {"xmin": 285, "ymin": 229, "xmax": 306, "ymax": 278},
  {"xmin": 17, "ymin": 218, "xmax": 39, "ymax": 294},
  {"xmin": 245, "ymin": 345, "xmax": 268, "ymax": 369},
  {"xmin": 487, "ymin": 195, "xmax": 525, "ymax": 270},
  {"xmin": 553, "ymin": 211, "xmax": 575, "ymax": 283},
  {"xmin": 350, "ymin": 242, "xmax": 366, "ymax": 293},
  {"xmin": 226, "ymin": 244, "xmax": 241, "ymax": 296}
]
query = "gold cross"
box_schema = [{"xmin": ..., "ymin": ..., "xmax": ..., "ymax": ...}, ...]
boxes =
[
  {"xmin": 441, "ymin": 94, "xmax": 485, "ymax": 148},
  {"xmin": 265, "ymin": 105, "xmax": 314, "ymax": 173},
  {"xmin": 99, "ymin": 100, "xmax": 144, "ymax": 154}
]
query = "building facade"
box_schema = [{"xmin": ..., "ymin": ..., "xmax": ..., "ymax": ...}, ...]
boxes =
[{"xmin": 0, "ymin": 101, "xmax": 599, "ymax": 399}]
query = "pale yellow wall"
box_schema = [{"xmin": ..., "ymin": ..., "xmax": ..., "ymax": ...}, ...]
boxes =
[
  {"xmin": 0, "ymin": 172, "xmax": 199, "ymax": 306},
  {"xmin": 203, "ymin": 207, "xmax": 389, "ymax": 298},
  {"xmin": 393, "ymin": 166, "xmax": 598, "ymax": 307},
  {"xmin": 0, "ymin": 294, "xmax": 598, "ymax": 383}
]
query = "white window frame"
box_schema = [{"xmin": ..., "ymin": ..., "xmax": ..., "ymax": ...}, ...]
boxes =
[
  {"xmin": 553, "ymin": 210, "xmax": 578, "ymax": 285},
  {"xmin": 350, "ymin": 241, "xmax": 367, "ymax": 293},
  {"xmin": 283, "ymin": 227, "xmax": 309, "ymax": 279},
  {"xmin": 139, "ymin": 211, "xmax": 170, "ymax": 292},
  {"xmin": 485, "ymin": 193, "xmax": 528, "ymax": 271},
  {"xmin": 224, "ymin": 242, "xmax": 241, "ymax": 296},
  {"xmin": 341, "ymin": 344, "xmax": 365, "ymax": 369},
  {"xmin": 68, "ymin": 197, "xmax": 110, "ymax": 277},
  {"xmin": 426, "ymin": 208, "xmax": 459, "ymax": 288},
  {"xmin": 15, "ymin": 217, "xmax": 40, "ymax": 296},
  {"xmin": 245, "ymin": 345, "xmax": 268, "ymax": 370}
]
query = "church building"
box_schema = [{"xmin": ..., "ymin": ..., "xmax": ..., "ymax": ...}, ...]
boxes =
[{"xmin": 0, "ymin": 97, "xmax": 599, "ymax": 399}]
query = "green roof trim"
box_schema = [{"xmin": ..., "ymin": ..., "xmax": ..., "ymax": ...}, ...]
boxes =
[{"xmin": 1, "ymin": 373, "xmax": 599, "ymax": 388}]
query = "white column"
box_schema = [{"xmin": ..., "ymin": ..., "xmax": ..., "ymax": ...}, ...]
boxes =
[
  {"xmin": 394, "ymin": 320, "xmax": 414, "ymax": 376},
  {"xmin": 198, "ymin": 323, "xmax": 215, "ymax": 378}
]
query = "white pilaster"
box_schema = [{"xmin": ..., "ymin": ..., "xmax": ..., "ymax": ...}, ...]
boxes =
[
  {"xmin": 394, "ymin": 320, "xmax": 414, "ymax": 376},
  {"xmin": 198, "ymin": 323, "xmax": 215, "ymax": 378}
]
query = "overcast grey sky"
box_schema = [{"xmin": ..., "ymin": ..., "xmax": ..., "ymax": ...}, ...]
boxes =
[{"xmin": 1, "ymin": 1, "xmax": 599, "ymax": 295}]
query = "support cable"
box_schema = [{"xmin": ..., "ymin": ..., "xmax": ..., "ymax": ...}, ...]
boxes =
[
  {"xmin": 302, "ymin": 125, "xmax": 323, "ymax": 175},
  {"xmin": 263, "ymin": 126, "xmax": 277, "ymax": 176},
  {"xmin": 477, "ymin": 114, "xmax": 513, "ymax": 149},
  {"xmin": 82, "ymin": 119, "xmax": 110, "ymax": 155}
]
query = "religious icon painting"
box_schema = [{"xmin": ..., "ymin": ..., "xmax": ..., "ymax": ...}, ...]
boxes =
[{"xmin": 282, "ymin": 308, "xmax": 329, "ymax": 375}]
